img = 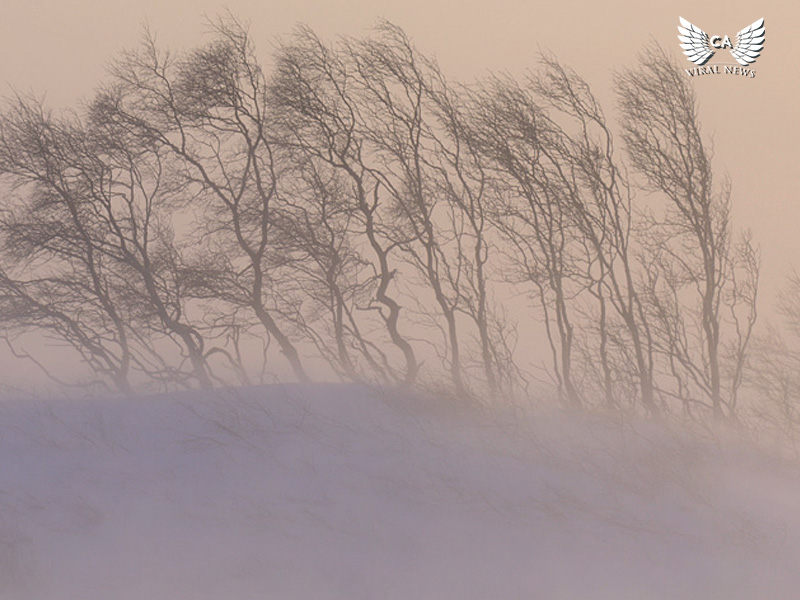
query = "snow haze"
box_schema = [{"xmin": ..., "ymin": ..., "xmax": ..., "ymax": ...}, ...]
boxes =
[{"xmin": 2, "ymin": 384, "xmax": 800, "ymax": 599}]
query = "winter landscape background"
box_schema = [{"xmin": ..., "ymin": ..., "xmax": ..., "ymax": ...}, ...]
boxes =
[{"xmin": 2, "ymin": 0, "xmax": 800, "ymax": 597}]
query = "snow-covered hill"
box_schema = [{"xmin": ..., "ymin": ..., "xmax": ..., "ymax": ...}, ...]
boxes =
[{"xmin": 1, "ymin": 384, "xmax": 799, "ymax": 599}]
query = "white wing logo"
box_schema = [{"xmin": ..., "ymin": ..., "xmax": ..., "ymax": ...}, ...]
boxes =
[
  {"xmin": 677, "ymin": 17, "xmax": 714, "ymax": 65},
  {"xmin": 678, "ymin": 17, "xmax": 766, "ymax": 67},
  {"xmin": 730, "ymin": 18, "xmax": 765, "ymax": 65}
]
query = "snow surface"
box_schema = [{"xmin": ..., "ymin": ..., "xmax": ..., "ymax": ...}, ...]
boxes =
[{"xmin": 1, "ymin": 383, "xmax": 800, "ymax": 599}]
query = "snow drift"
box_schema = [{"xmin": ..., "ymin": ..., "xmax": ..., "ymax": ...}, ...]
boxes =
[{"xmin": 1, "ymin": 384, "xmax": 799, "ymax": 599}]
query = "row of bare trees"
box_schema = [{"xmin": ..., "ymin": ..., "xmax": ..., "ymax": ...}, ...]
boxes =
[{"xmin": 0, "ymin": 18, "xmax": 766, "ymax": 420}]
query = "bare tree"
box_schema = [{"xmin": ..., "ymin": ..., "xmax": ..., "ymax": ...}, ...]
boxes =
[
  {"xmin": 344, "ymin": 24, "xmax": 470, "ymax": 395},
  {"xmin": 531, "ymin": 56, "xmax": 657, "ymax": 413},
  {"xmin": 270, "ymin": 25, "xmax": 421, "ymax": 386},
  {"xmin": 271, "ymin": 24, "xmax": 522, "ymax": 398},
  {"xmin": 91, "ymin": 18, "xmax": 310, "ymax": 382},
  {"xmin": 0, "ymin": 93, "xmax": 217, "ymax": 390},
  {"xmin": 276, "ymin": 152, "xmax": 394, "ymax": 382},
  {"xmin": 616, "ymin": 44, "xmax": 759, "ymax": 419},
  {"xmin": 0, "ymin": 18, "xmax": 763, "ymax": 419},
  {"xmin": 467, "ymin": 74, "xmax": 587, "ymax": 407}
]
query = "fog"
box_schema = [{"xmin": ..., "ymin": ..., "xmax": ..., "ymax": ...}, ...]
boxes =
[
  {"xmin": 2, "ymin": 384, "xmax": 799, "ymax": 599},
  {"xmin": 1, "ymin": 0, "xmax": 800, "ymax": 393},
  {"xmin": 2, "ymin": 3, "xmax": 800, "ymax": 597}
]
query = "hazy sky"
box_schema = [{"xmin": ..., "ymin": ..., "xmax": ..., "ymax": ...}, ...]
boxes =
[
  {"xmin": 1, "ymin": 0, "xmax": 797, "ymax": 291},
  {"xmin": 0, "ymin": 0, "xmax": 797, "ymax": 389}
]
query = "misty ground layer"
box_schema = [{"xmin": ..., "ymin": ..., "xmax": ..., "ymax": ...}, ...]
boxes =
[{"xmin": 1, "ymin": 385, "xmax": 799, "ymax": 599}]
